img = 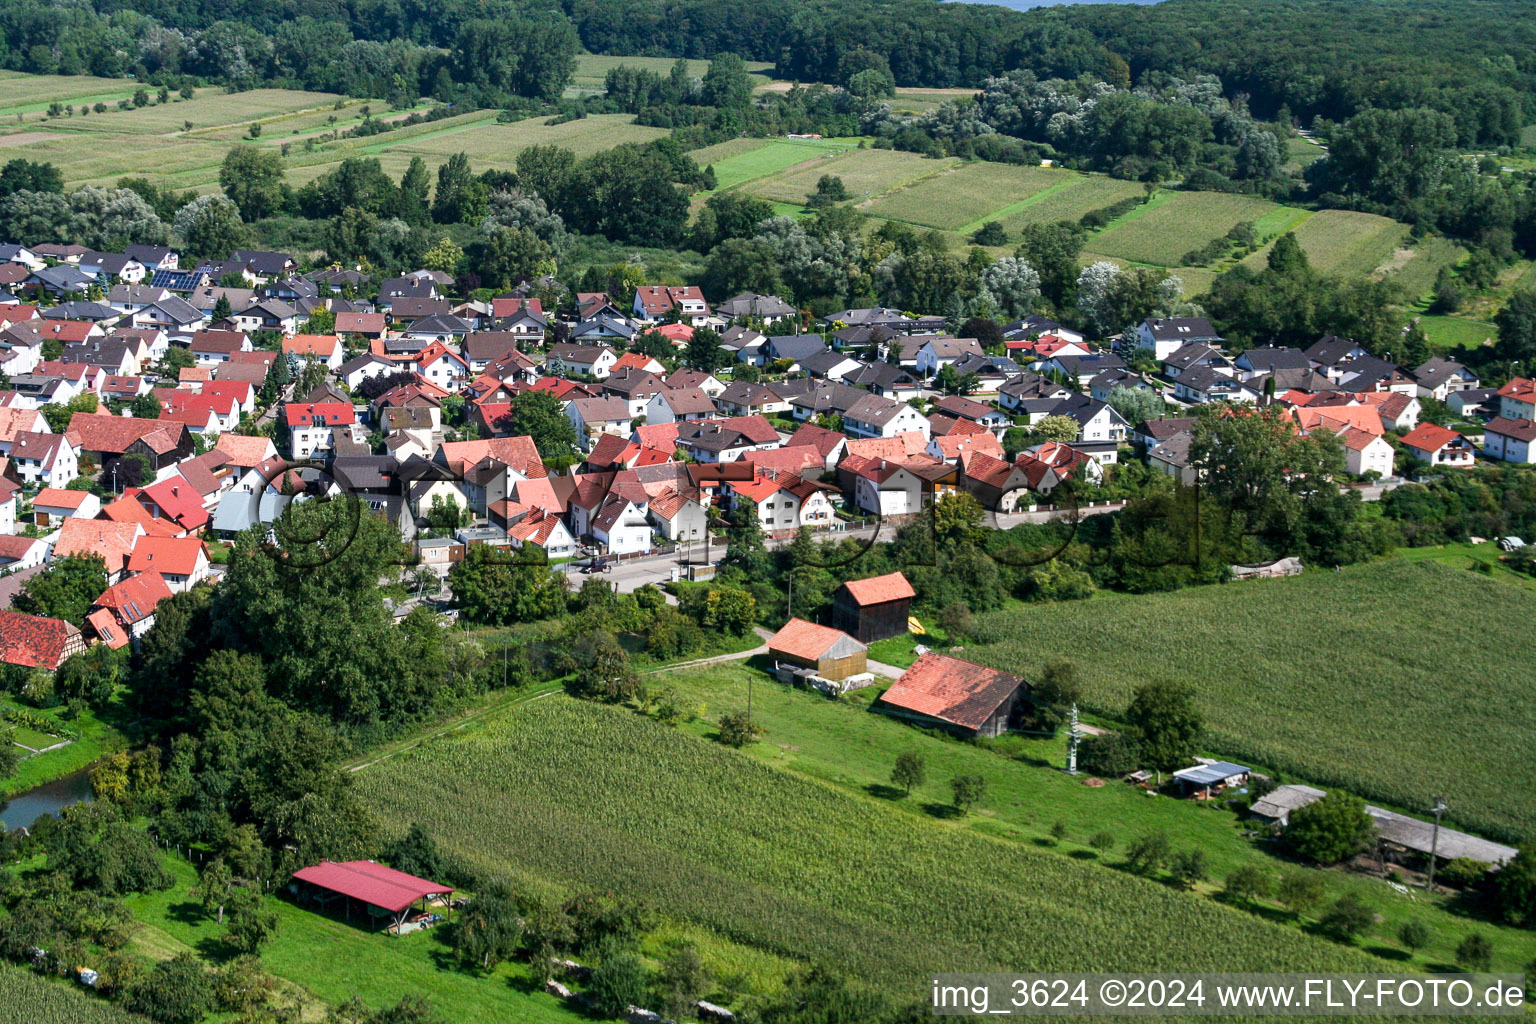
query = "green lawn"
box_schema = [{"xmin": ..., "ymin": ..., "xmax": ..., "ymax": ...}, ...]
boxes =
[
  {"xmin": 692, "ymin": 137, "xmax": 860, "ymax": 191},
  {"xmin": 1417, "ymin": 315, "xmax": 1497, "ymax": 352},
  {"xmin": 0, "ymin": 701, "xmax": 125, "ymax": 800},
  {"xmin": 1393, "ymin": 543, "xmax": 1536, "ymax": 592},
  {"xmin": 956, "ymin": 560, "xmax": 1536, "ymax": 844},
  {"xmin": 652, "ymin": 662, "xmax": 1536, "ymax": 975}
]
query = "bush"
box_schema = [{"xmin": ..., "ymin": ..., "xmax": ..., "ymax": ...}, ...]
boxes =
[
  {"xmin": 1223, "ymin": 865, "xmax": 1272, "ymax": 905},
  {"xmin": 587, "ymin": 950, "xmax": 650, "ymax": 1018},
  {"xmin": 1455, "ymin": 933, "xmax": 1493, "ymax": 972},
  {"xmin": 1079, "ymin": 733, "xmax": 1139, "ymax": 777},
  {"xmin": 1088, "ymin": 831, "xmax": 1116, "ymax": 854},
  {"xmin": 1397, "ymin": 919, "xmax": 1431, "ymax": 952},
  {"xmin": 1169, "ymin": 848, "xmax": 1208, "ymax": 889},
  {"xmin": 718, "ymin": 710, "xmax": 762, "ymax": 748},
  {"xmin": 1276, "ymin": 872, "xmax": 1326, "ymax": 918},
  {"xmin": 1438, "ymin": 857, "xmax": 1491, "ymax": 889},
  {"xmin": 1319, "ymin": 892, "xmax": 1374, "ymax": 942},
  {"xmin": 1286, "ymin": 792, "xmax": 1374, "ymax": 865},
  {"xmin": 971, "ymin": 221, "xmax": 1008, "ymax": 246},
  {"xmin": 124, "ymin": 953, "xmax": 213, "ymax": 1024},
  {"xmin": 1124, "ymin": 832, "xmax": 1171, "ymax": 874},
  {"xmin": 950, "ymin": 774, "xmax": 987, "ymax": 814}
]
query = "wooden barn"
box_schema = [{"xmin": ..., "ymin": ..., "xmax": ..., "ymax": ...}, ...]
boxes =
[
  {"xmin": 875, "ymin": 652, "xmax": 1029, "ymax": 738},
  {"xmin": 832, "ymin": 571, "xmax": 915, "ymax": 642},
  {"xmin": 766, "ymin": 617, "xmax": 871, "ymax": 691}
]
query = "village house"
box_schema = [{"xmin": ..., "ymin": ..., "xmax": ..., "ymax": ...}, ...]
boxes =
[
  {"xmin": 1496, "ymin": 378, "xmax": 1536, "ymax": 421},
  {"xmin": 1400, "ymin": 423, "xmax": 1475, "ymax": 467},
  {"xmin": 646, "ymin": 387, "xmax": 718, "ymax": 425},
  {"xmin": 566, "ymin": 396, "xmax": 634, "ymax": 450},
  {"xmin": 674, "ymin": 416, "xmax": 781, "ymax": 463},
  {"xmin": 126, "ymin": 535, "xmax": 210, "ymax": 592},
  {"xmin": 9, "ymin": 430, "xmax": 79, "ymax": 487},
  {"xmin": 1483, "ymin": 417, "xmax": 1536, "ymax": 464},
  {"xmin": 914, "ymin": 337, "xmax": 984, "ymax": 378},
  {"xmin": 727, "ymin": 470, "xmax": 836, "ymax": 533},
  {"xmin": 602, "ymin": 368, "xmax": 666, "ymax": 419},
  {"xmin": 633, "ymin": 285, "xmax": 709, "ymax": 323},
  {"xmin": 646, "ymin": 486, "xmax": 708, "ymax": 543},
  {"xmin": 189, "ymin": 329, "xmax": 252, "ymax": 367},
  {"xmin": 842, "ymin": 394, "xmax": 930, "ymax": 440},
  {"xmin": 285, "ymin": 402, "xmax": 357, "ymax": 459},
  {"xmin": 1132, "ymin": 317, "xmax": 1224, "ymax": 361},
  {"xmin": 546, "ymin": 343, "xmax": 619, "ymax": 380},
  {"xmin": 1412, "ymin": 356, "xmax": 1479, "ymax": 401},
  {"xmin": 86, "ymin": 570, "xmax": 174, "ymax": 649},
  {"xmin": 282, "ymin": 333, "xmax": 344, "ymax": 371}
]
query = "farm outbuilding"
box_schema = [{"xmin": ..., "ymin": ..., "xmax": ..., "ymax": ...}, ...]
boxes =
[
  {"xmin": 1171, "ymin": 760, "xmax": 1250, "ymax": 798},
  {"xmin": 766, "ymin": 617, "xmax": 872, "ymax": 692},
  {"xmin": 291, "ymin": 860, "xmax": 454, "ymax": 931},
  {"xmin": 875, "ymin": 652, "xmax": 1029, "ymax": 738},
  {"xmin": 831, "ymin": 571, "xmax": 915, "ymax": 642}
]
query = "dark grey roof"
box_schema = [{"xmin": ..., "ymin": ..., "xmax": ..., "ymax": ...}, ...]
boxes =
[
  {"xmin": 800, "ymin": 350, "xmax": 856, "ymax": 376},
  {"xmin": 230, "ymin": 249, "xmax": 295, "ymax": 275},
  {"xmin": 41, "ymin": 301, "xmax": 117, "ymax": 321},
  {"xmin": 1238, "ymin": 346, "xmax": 1309, "ymax": 373},
  {"xmin": 1141, "ymin": 316, "xmax": 1221, "ymax": 342},
  {"xmin": 950, "ymin": 353, "xmax": 1022, "ymax": 377},
  {"xmin": 1051, "ymin": 352, "xmax": 1124, "ymax": 376},
  {"xmin": 1412, "ymin": 356, "xmax": 1476, "ymax": 389},
  {"xmin": 405, "ymin": 313, "xmax": 474, "ymax": 335},
  {"xmin": 1163, "ymin": 343, "xmax": 1225, "ymax": 371},
  {"xmin": 716, "ymin": 292, "xmax": 796, "ymax": 319},
  {"xmin": 1002, "ymin": 315, "xmax": 1066, "ymax": 339},
  {"xmin": 840, "ymin": 361, "xmax": 921, "ymax": 390},
  {"xmin": 1303, "ymin": 334, "xmax": 1364, "ymax": 366},
  {"xmin": 765, "ymin": 334, "xmax": 827, "ymax": 362}
]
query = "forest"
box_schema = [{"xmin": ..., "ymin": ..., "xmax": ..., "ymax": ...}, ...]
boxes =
[{"xmin": 1, "ymin": 0, "xmax": 1531, "ymax": 133}]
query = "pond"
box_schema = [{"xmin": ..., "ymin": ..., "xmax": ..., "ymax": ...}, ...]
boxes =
[{"xmin": 0, "ymin": 769, "xmax": 95, "ymax": 830}]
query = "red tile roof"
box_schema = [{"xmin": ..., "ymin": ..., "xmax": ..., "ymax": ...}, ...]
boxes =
[
  {"xmin": 138, "ymin": 477, "xmax": 211, "ymax": 531},
  {"xmin": 94, "ymin": 570, "xmax": 173, "ymax": 626},
  {"xmin": 31, "ymin": 487, "xmax": 90, "ymax": 511},
  {"xmin": 56, "ymin": 518, "xmax": 141, "ymax": 575},
  {"xmin": 1400, "ymin": 422, "xmax": 1460, "ymax": 452},
  {"xmin": 1487, "ymin": 416, "xmax": 1536, "ymax": 443},
  {"xmin": 840, "ymin": 571, "xmax": 915, "ymax": 606},
  {"xmin": 877, "ymin": 652, "xmax": 1026, "ymax": 731},
  {"xmin": 127, "ymin": 536, "xmax": 206, "ymax": 576},
  {"xmin": 283, "ymin": 402, "xmax": 356, "ymax": 428},
  {"xmin": 66, "ymin": 413, "xmax": 184, "ymax": 455},
  {"xmin": 0, "ymin": 610, "xmax": 81, "ymax": 670}
]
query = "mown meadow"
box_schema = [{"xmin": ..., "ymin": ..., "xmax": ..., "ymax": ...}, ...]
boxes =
[
  {"xmin": 354, "ymin": 697, "xmax": 1404, "ymax": 1009},
  {"xmin": 959, "ymin": 559, "xmax": 1536, "ymax": 844}
]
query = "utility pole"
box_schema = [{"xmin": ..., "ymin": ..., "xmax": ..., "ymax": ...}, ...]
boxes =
[{"xmin": 1426, "ymin": 796, "xmax": 1448, "ymax": 891}]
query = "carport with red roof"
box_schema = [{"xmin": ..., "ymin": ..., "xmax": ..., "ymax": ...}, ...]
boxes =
[{"xmin": 291, "ymin": 860, "xmax": 454, "ymax": 930}]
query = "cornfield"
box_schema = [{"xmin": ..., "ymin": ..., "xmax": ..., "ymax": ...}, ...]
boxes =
[
  {"xmin": 963, "ymin": 560, "xmax": 1536, "ymax": 843},
  {"xmin": 0, "ymin": 963, "xmax": 146, "ymax": 1024},
  {"xmin": 356, "ymin": 698, "xmax": 1390, "ymax": 1003}
]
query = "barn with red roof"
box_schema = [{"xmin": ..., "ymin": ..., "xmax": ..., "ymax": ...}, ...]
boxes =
[
  {"xmin": 875, "ymin": 652, "xmax": 1030, "ymax": 738},
  {"xmin": 831, "ymin": 571, "xmax": 915, "ymax": 643}
]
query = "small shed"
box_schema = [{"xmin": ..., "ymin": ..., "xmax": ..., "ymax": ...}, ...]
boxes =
[
  {"xmin": 766, "ymin": 617, "xmax": 871, "ymax": 691},
  {"xmin": 875, "ymin": 652, "xmax": 1028, "ymax": 738},
  {"xmin": 1171, "ymin": 760, "xmax": 1250, "ymax": 798},
  {"xmin": 831, "ymin": 571, "xmax": 915, "ymax": 642},
  {"xmin": 1248, "ymin": 784, "xmax": 1326, "ymax": 827}
]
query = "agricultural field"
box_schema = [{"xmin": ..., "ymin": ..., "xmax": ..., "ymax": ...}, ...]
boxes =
[
  {"xmin": 0, "ymin": 70, "xmax": 144, "ymax": 118},
  {"xmin": 44, "ymin": 88, "xmax": 352, "ymax": 137},
  {"xmin": 355, "ymin": 697, "xmax": 1396, "ymax": 1006},
  {"xmin": 864, "ymin": 161, "xmax": 1063, "ymax": 231},
  {"xmin": 1282, "ymin": 135, "xmax": 1327, "ymax": 173},
  {"xmin": 1241, "ymin": 209, "xmax": 1409, "ymax": 278},
  {"xmin": 960, "ymin": 560, "xmax": 1536, "ymax": 844},
  {"xmin": 691, "ymin": 137, "xmax": 860, "ymax": 191},
  {"xmin": 1085, "ymin": 192, "xmax": 1298, "ymax": 267},
  {"xmin": 749, "ymin": 147, "xmax": 957, "ymax": 205},
  {"xmin": 0, "ymin": 962, "xmax": 148, "ymax": 1024},
  {"xmin": 1389, "ymin": 235, "xmax": 1466, "ymax": 303},
  {"xmin": 990, "ymin": 173, "xmax": 1147, "ymax": 236},
  {"xmin": 649, "ymin": 662, "xmax": 1536, "ymax": 973},
  {"xmin": 356, "ymin": 112, "xmax": 667, "ymax": 171}
]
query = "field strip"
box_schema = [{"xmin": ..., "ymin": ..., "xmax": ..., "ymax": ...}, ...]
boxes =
[
  {"xmin": 344, "ymin": 682, "xmax": 563, "ymax": 772},
  {"xmin": 852, "ymin": 161, "xmax": 965, "ymax": 210},
  {"xmin": 180, "ymin": 100, "xmax": 385, "ymax": 139},
  {"xmin": 953, "ymin": 177, "xmax": 1079, "ymax": 235},
  {"xmin": 357, "ymin": 114, "xmax": 503, "ymax": 153},
  {"xmin": 717, "ymin": 147, "xmax": 856, "ymax": 194}
]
